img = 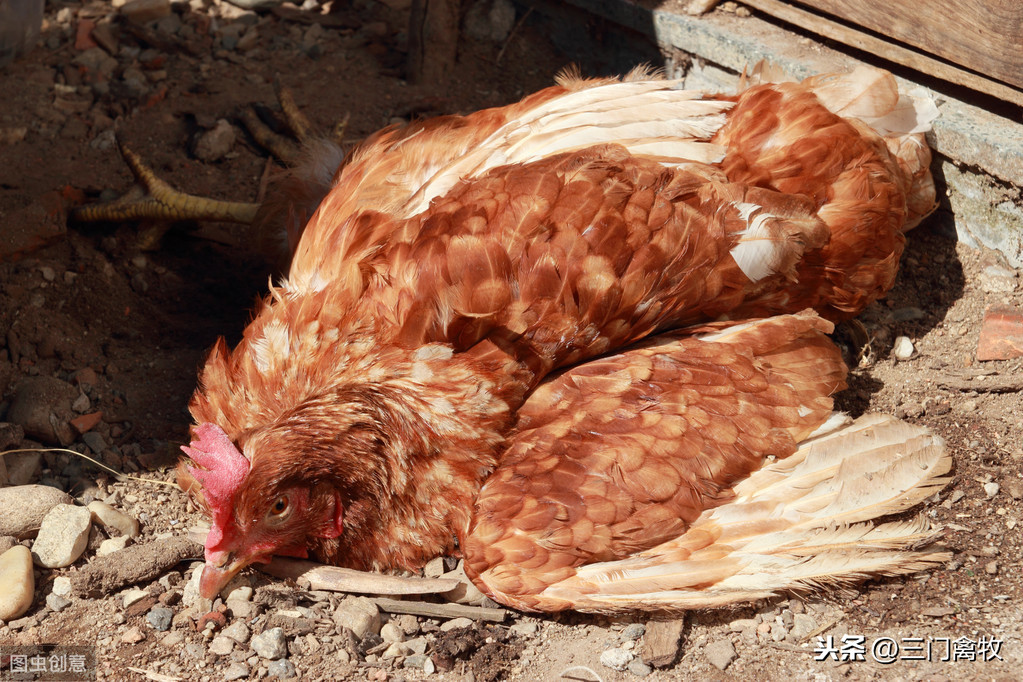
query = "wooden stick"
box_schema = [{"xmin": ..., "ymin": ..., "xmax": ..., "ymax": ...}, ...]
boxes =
[
  {"xmin": 741, "ymin": 0, "xmax": 1023, "ymax": 107},
  {"xmin": 371, "ymin": 597, "xmax": 508, "ymax": 623},
  {"xmin": 261, "ymin": 558, "xmax": 461, "ymax": 596},
  {"xmin": 934, "ymin": 375, "xmax": 1023, "ymax": 393}
]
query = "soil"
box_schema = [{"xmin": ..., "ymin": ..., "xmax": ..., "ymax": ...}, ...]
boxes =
[{"xmin": 0, "ymin": 2, "xmax": 1021, "ymax": 682}]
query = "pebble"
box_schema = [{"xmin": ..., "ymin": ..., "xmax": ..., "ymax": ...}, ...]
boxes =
[
  {"xmin": 704, "ymin": 639, "xmax": 736, "ymax": 671},
  {"xmin": 251, "ymin": 627, "xmax": 288, "ymax": 660},
  {"xmin": 402, "ymin": 636, "xmax": 428, "ymax": 655},
  {"xmin": 123, "ymin": 588, "xmax": 150, "ymax": 608},
  {"xmin": 600, "ymin": 646, "xmax": 634, "ymax": 671},
  {"xmin": 0, "ymin": 546, "xmax": 35, "ymax": 621},
  {"xmin": 404, "ymin": 654, "xmax": 434, "ymax": 672},
  {"xmin": 265, "ymin": 658, "xmax": 294, "ymax": 678},
  {"xmin": 1005, "ymin": 479, "xmax": 1023, "ymax": 500},
  {"xmin": 161, "ymin": 631, "xmax": 185, "ymax": 648},
  {"xmin": 788, "ymin": 613, "xmax": 817, "ymax": 642},
  {"xmin": 7, "ymin": 376, "xmax": 77, "ymax": 445},
  {"xmin": 423, "ymin": 556, "xmax": 446, "ymax": 578},
  {"xmin": 209, "ymin": 635, "xmax": 235, "ymax": 655},
  {"xmin": 3, "ymin": 449, "xmax": 40, "ymax": 487},
  {"xmin": 52, "ymin": 576, "xmax": 72, "ymax": 596},
  {"xmin": 0, "ymin": 536, "xmax": 17, "ymax": 554},
  {"xmin": 120, "ymin": 0, "xmax": 171, "ymax": 23},
  {"xmin": 628, "ymin": 659, "xmax": 653, "ymax": 677},
  {"xmin": 984, "ymin": 482, "xmax": 1000, "ymax": 498},
  {"xmin": 439, "ymin": 617, "xmax": 474, "ymax": 632},
  {"xmin": 193, "ymin": 119, "xmax": 236, "ymax": 162},
  {"xmin": 893, "ymin": 336, "xmax": 914, "ymax": 360},
  {"xmin": 87, "ymin": 500, "xmax": 140, "ymax": 537},
  {"xmin": 380, "ymin": 622, "xmax": 404, "ymax": 642},
  {"xmin": 223, "ymin": 620, "xmax": 251, "ymax": 644},
  {"xmin": 46, "ymin": 593, "xmax": 72, "ymax": 612},
  {"xmin": 0, "ymin": 485, "xmax": 74, "ymax": 538},
  {"xmin": 224, "ymin": 662, "xmax": 250, "ymax": 681},
  {"xmin": 728, "ymin": 618, "xmax": 757, "ymax": 633},
  {"xmin": 97, "ymin": 536, "xmax": 131, "ymax": 556},
  {"xmin": 510, "ymin": 620, "xmax": 539, "ymax": 637},
  {"xmin": 985, "ymin": 561, "xmax": 998, "ymax": 575},
  {"xmin": 332, "ymin": 596, "xmax": 381, "ymax": 640},
  {"xmin": 31, "ymin": 503, "xmax": 92, "ymax": 568},
  {"xmin": 621, "ymin": 622, "xmax": 646, "ymax": 641},
  {"xmin": 82, "ymin": 431, "xmax": 107, "ymax": 454},
  {"xmin": 147, "ymin": 606, "xmax": 174, "ymax": 631},
  {"xmin": 182, "ymin": 564, "xmax": 213, "ymax": 612},
  {"xmin": 121, "ymin": 626, "xmax": 145, "ymax": 644}
]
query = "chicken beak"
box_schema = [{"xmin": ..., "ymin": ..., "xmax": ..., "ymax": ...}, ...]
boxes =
[{"xmin": 199, "ymin": 550, "xmax": 247, "ymax": 600}]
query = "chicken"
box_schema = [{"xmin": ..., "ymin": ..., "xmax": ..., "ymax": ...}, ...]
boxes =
[{"xmin": 179, "ymin": 65, "xmax": 949, "ymax": 611}]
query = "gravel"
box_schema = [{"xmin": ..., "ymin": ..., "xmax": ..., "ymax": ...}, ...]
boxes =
[{"xmin": 251, "ymin": 627, "xmax": 288, "ymax": 660}]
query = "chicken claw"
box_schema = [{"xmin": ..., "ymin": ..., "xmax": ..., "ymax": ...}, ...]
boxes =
[{"xmin": 69, "ymin": 137, "xmax": 259, "ymax": 231}]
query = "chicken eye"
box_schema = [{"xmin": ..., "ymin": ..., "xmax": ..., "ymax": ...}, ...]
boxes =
[{"xmin": 269, "ymin": 495, "xmax": 289, "ymax": 517}]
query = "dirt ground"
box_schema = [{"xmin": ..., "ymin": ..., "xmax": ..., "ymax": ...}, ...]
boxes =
[{"xmin": 1, "ymin": 1, "xmax": 1021, "ymax": 681}]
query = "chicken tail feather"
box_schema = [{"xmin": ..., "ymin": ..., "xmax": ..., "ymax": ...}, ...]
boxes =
[{"xmin": 530, "ymin": 413, "xmax": 950, "ymax": 613}]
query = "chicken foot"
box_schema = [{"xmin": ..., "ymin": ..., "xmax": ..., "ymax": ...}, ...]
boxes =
[{"xmin": 70, "ymin": 81, "xmax": 348, "ymax": 232}]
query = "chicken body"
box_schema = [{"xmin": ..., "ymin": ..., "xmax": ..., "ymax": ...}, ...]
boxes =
[{"xmin": 181, "ymin": 66, "xmax": 944, "ymax": 610}]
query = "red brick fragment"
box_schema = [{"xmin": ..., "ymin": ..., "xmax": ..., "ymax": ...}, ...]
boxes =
[
  {"xmin": 75, "ymin": 19, "xmax": 98, "ymax": 51},
  {"xmin": 70, "ymin": 411, "xmax": 103, "ymax": 435},
  {"xmin": 977, "ymin": 306, "xmax": 1023, "ymax": 361}
]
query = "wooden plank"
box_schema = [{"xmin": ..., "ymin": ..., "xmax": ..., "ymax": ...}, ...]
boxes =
[
  {"xmin": 371, "ymin": 597, "xmax": 509, "ymax": 622},
  {"xmin": 741, "ymin": 0, "xmax": 1023, "ymax": 107},
  {"xmin": 795, "ymin": 0, "xmax": 1023, "ymax": 90}
]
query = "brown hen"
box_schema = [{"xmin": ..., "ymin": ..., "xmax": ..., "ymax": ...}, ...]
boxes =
[{"xmin": 179, "ymin": 65, "xmax": 949, "ymax": 611}]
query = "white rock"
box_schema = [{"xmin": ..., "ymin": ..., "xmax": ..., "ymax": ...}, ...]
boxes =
[
  {"xmin": 222, "ymin": 576, "xmax": 253, "ymax": 601},
  {"xmin": 333, "ymin": 596, "xmax": 381, "ymax": 640},
  {"xmin": 123, "ymin": 587, "xmax": 149, "ymax": 608},
  {"xmin": 97, "ymin": 536, "xmax": 132, "ymax": 556},
  {"xmin": 0, "ymin": 485, "xmax": 74, "ymax": 538},
  {"xmin": 704, "ymin": 639, "xmax": 736, "ymax": 671},
  {"xmin": 440, "ymin": 617, "xmax": 474, "ymax": 632},
  {"xmin": 380, "ymin": 622, "xmax": 405, "ymax": 642},
  {"xmin": 182, "ymin": 563, "xmax": 213, "ymax": 612},
  {"xmin": 222, "ymin": 620, "xmax": 251, "ymax": 644},
  {"xmin": 893, "ymin": 336, "xmax": 915, "ymax": 360},
  {"xmin": 87, "ymin": 501, "xmax": 140, "ymax": 537},
  {"xmin": 209, "ymin": 635, "xmax": 235, "ymax": 656},
  {"xmin": 52, "ymin": 576, "xmax": 72, "ymax": 597},
  {"xmin": 510, "ymin": 621, "xmax": 538, "ymax": 636},
  {"xmin": 31, "ymin": 503, "xmax": 91, "ymax": 568},
  {"xmin": 984, "ymin": 482, "xmax": 1000, "ymax": 498},
  {"xmin": 599, "ymin": 647, "xmax": 634, "ymax": 671},
  {"xmin": 423, "ymin": 556, "xmax": 446, "ymax": 578},
  {"xmin": 250, "ymin": 627, "xmax": 287, "ymax": 660},
  {"xmin": 0, "ymin": 545, "xmax": 34, "ymax": 621}
]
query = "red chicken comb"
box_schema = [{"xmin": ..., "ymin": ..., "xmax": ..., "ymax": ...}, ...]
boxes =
[{"xmin": 181, "ymin": 423, "xmax": 250, "ymax": 510}]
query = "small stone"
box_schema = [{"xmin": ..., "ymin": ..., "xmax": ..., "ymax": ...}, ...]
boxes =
[
  {"xmin": 423, "ymin": 556, "xmax": 446, "ymax": 578},
  {"xmin": 226, "ymin": 599, "xmax": 257, "ymax": 619},
  {"xmin": 148, "ymin": 606, "xmax": 174, "ymax": 631},
  {"xmin": 120, "ymin": 0, "xmax": 171, "ymax": 23},
  {"xmin": 403, "ymin": 636, "xmax": 428, "ymax": 655},
  {"xmin": 161, "ymin": 631, "xmax": 185, "ymax": 648},
  {"xmin": 251, "ymin": 627, "xmax": 288, "ymax": 660},
  {"xmin": 641, "ymin": 618, "xmax": 684, "ymax": 668},
  {"xmin": 7, "ymin": 376, "xmax": 77, "ymax": 445},
  {"xmin": 224, "ymin": 661, "xmax": 250, "ymax": 681},
  {"xmin": 70, "ymin": 411, "xmax": 103, "ymax": 435},
  {"xmin": 621, "ymin": 623, "xmax": 645, "ymax": 641},
  {"xmin": 599, "ymin": 646, "xmax": 634, "ymax": 671},
  {"xmin": 0, "ymin": 546, "xmax": 35, "ymax": 621},
  {"xmin": 182, "ymin": 564, "xmax": 213, "ymax": 612},
  {"xmin": 440, "ymin": 562, "xmax": 488, "ymax": 605},
  {"xmin": 267, "ymin": 658, "xmax": 297, "ymax": 678},
  {"xmin": 404, "ymin": 654, "xmax": 430, "ymax": 670},
  {"xmin": 31, "ymin": 503, "xmax": 92, "ymax": 568},
  {"xmin": 87, "ymin": 500, "xmax": 140, "ymax": 537},
  {"xmin": 892, "ymin": 336, "xmax": 914, "ymax": 360},
  {"xmin": 380, "ymin": 622, "xmax": 404, "ymax": 642},
  {"xmin": 510, "ymin": 620, "xmax": 539, "ymax": 637},
  {"xmin": 381, "ymin": 642, "xmax": 404, "ymax": 659},
  {"xmin": 704, "ymin": 639, "xmax": 736, "ymax": 671},
  {"xmin": 123, "ymin": 587, "xmax": 149, "ymax": 608},
  {"xmin": 984, "ymin": 482, "xmax": 1000, "ymax": 498},
  {"xmin": 439, "ymin": 617, "xmax": 474, "ymax": 632},
  {"xmin": 628, "ymin": 659, "xmax": 653, "ymax": 677},
  {"xmin": 788, "ymin": 614, "xmax": 817, "ymax": 642},
  {"xmin": 46, "ymin": 592, "xmax": 72, "ymax": 612},
  {"xmin": 121, "ymin": 627, "xmax": 146, "ymax": 644},
  {"xmin": 979, "ymin": 265, "xmax": 1017, "ymax": 293},
  {"xmin": 209, "ymin": 635, "xmax": 235, "ymax": 656},
  {"xmin": 52, "ymin": 576, "xmax": 72, "ymax": 596},
  {"xmin": 72, "ymin": 393, "xmax": 90, "ymax": 413},
  {"xmin": 97, "ymin": 536, "xmax": 131, "ymax": 556},
  {"xmin": 985, "ymin": 561, "xmax": 998, "ymax": 575},
  {"xmin": 771, "ymin": 622, "xmax": 786, "ymax": 642},
  {"xmin": 0, "ymin": 536, "xmax": 16, "ymax": 554},
  {"xmin": 332, "ymin": 596, "xmax": 381, "ymax": 640},
  {"xmin": 0, "ymin": 485, "xmax": 74, "ymax": 538},
  {"xmin": 395, "ymin": 613, "xmax": 419, "ymax": 635},
  {"xmin": 194, "ymin": 119, "xmax": 236, "ymax": 162},
  {"xmin": 223, "ymin": 620, "xmax": 251, "ymax": 644},
  {"xmin": 1004, "ymin": 479, "xmax": 1023, "ymax": 500}
]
